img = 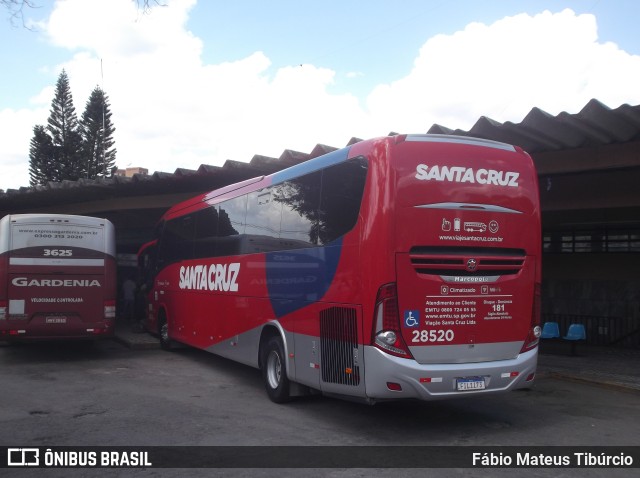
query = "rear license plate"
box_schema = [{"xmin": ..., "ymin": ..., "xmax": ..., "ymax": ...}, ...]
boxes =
[
  {"xmin": 46, "ymin": 317, "xmax": 67, "ymax": 324},
  {"xmin": 456, "ymin": 377, "xmax": 486, "ymax": 391}
]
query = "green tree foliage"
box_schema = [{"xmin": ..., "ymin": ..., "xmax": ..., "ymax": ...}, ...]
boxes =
[
  {"xmin": 46, "ymin": 69, "xmax": 84, "ymax": 181},
  {"xmin": 80, "ymin": 86, "xmax": 117, "ymax": 179},
  {"xmin": 28, "ymin": 124, "xmax": 54, "ymax": 186},
  {"xmin": 28, "ymin": 69, "xmax": 82, "ymax": 185},
  {"xmin": 28, "ymin": 70, "xmax": 117, "ymax": 186}
]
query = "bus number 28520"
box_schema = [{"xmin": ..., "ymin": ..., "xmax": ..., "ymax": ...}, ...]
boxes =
[{"xmin": 412, "ymin": 329, "xmax": 455, "ymax": 343}]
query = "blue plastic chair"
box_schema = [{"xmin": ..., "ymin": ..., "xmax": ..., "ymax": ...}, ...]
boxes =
[
  {"xmin": 540, "ymin": 322, "xmax": 560, "ymax": 339},
  {"xmin": 563, "ymin": 324, "xmax": 586, "ymax": 341},
  {"xmin": 563, "ymin": 323, "xmax": 586, "ymax": 355}
]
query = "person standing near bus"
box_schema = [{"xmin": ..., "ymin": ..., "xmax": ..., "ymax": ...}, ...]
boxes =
[{"xmin": 122, "ymin": 276, "xmax": 137, "ymax": 323}]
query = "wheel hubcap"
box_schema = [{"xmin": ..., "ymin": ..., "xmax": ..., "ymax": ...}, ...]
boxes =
[{"xmin": 266, "ymin": 350, "xmax": 282, "ymax": 389}]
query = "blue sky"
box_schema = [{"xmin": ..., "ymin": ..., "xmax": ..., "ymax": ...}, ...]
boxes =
[
  {"xmin": 190, "ymin": 0, "xmax": 640, "ymax": 96},
  {"xmin": 1, "ymin": 0, "xmax": 639, "ymax": 191}
]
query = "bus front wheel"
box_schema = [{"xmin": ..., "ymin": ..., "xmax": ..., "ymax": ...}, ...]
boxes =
[
  {"xmin": 159, "ymin": 314, "xmax": 174, "ymax": 351},
  {"xmin": 261, "ymin": 336, "xmax": 291, "ymax": 403}
]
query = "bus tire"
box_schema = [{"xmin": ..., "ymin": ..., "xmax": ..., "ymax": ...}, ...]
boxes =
[
  {"xmin": 261, "ymin": 335, "xmax": 291, "ymax": 403},
  {"xmin": 158, "ymin": 313, "xmax": 174, "ymax": 351}
]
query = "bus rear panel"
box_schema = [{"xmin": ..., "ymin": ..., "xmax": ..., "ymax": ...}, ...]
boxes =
[
  {"xmin": 364, "ymin": 135, "xmax": 541, "ymax": 400},
  {"xmin": 0, "ymin": 214, "xmax": 117, "ymax": 341}
]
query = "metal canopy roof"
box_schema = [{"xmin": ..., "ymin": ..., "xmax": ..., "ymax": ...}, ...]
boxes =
[
  {"xmin": 1, "ymin": 99, "xmax": 639, "ymax": 214},
  {"xmin": 427, "ymin": 99, "xmax": 640, "ymax": 153}
]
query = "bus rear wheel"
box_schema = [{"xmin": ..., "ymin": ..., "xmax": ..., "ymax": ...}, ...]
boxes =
[{"xmin": 261, "ymin": 336, "xmax": 291, "ymax": 403}]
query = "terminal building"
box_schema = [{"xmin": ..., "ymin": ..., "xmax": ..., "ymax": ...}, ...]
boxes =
[{"xmin": 1, "ymin": 99, "xmax": 639, "ymax": 347}]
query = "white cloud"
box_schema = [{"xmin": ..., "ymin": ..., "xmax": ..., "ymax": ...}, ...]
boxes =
[
  {"xmin": 38, "ymin": 0, "xmax": 369, "ymax": 180},
  {"xmin": 1, "ymin": 3, "xmax": 639, "ymax": 191},
  {"xmin": 0, "ymin": 107, "xmax": 49, "ymax": 191},
  {"xmin": 367, "ymin": 9, "xmax": 640, "ymax": 132}
]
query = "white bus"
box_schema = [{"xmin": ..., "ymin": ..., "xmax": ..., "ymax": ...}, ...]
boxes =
[{"xmin": 0, "ymin": 214, "xmax": 117, "ymax": 340}]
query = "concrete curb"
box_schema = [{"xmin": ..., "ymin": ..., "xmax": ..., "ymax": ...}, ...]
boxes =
[{"xmin": 113, "ymin": 328, "xmax": 160, "ymax": 350}]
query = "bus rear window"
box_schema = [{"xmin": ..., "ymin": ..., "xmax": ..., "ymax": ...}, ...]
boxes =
[{"xmin": 318, "ymin": 157, "xmax": 368, "ymax": 244}]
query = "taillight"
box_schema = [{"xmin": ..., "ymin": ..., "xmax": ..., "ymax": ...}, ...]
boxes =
[
  {"xmin": 89, "ymin": 327, "xmax": 110, "ymax": 335},
  {"xmin": 371, "ymin": 283, "xmax": 413, "ymax": 358},
  {"xmin": 0, "ymin": 300, "xmax": 6, "ymax": 320},
  {"xmin": 104, "ymin": 300, "xmax": 116, "ymax": 320},
  {"xmin": 520, "ymin": 282, "xmax": 541, "ymax": 353}
]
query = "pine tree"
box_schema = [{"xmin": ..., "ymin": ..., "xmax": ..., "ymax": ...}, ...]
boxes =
[
  {"xmin": 28, "ymin": 69, "xmax": 91, "ymax": 185},
  {"xmin": 80, "ymin": 86, "xmax": 117, "ymax": 179},
  {"xmin": 28, "ymin": 125, "xmax": 54, "ymax": 186},
  {"xmin": 46, "ymin": 69, "xmax": 84, "ymax": 181},
  {"xmin": 28, "ymin": 70, "xmax": 118, "ymax": 186}
]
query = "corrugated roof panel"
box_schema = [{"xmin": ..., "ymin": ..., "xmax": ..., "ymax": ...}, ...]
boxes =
[
  {"xmin": 467, "ymin": 116, "xmax": 522, "ymax": 147},
  {"xmin": 309, "ymin": 144, "xmax": 338, "ymax": 158},
  {"xmin": 441, "ymin": 101, "xmax": 640, "ymax": 153},
  {"xmin": 151, "ymin": 171, "xmax": 174, "ymax": 180},
  {"xmin": 560, "ymin": 111, "xmax": 618, "ymax": 146},
  {"xmin": 197, "ymin": 164, "xmax": 223, "ymax": 174},
  {"xmin": 578, "ymin": 100, "xmax": 639, "ymax": 142},
  {"xmin": 221, "ymin": 159, "xmax": 259, "ymax": 171},
  {"xmin": 278, "ymin": 149, "xmax": 309, "ymax": 165},
  {"xmin": 523, "ymin": 109, "xmax": 588, "ymax": 150},
  {"xmin": 174, "ymin": 168, "xmax": 197, "ymax": 176},
  {"xmin": 427, "ymin": 124, "xmax": 454, "ymax": 135},
  {"xmin": 132, "ymin": 172, "xmax": 155, "ymax": 182},
  {"xmin": 249, "ymin": 155, "xmax": 280, "ymax": 170},
  {"xmin": 500, "ymin": 122, "xmax": 561, "ymax": 153},
  {"xmin": 617, "ymin": 103, "xmax": 640, "ymax": 125}
]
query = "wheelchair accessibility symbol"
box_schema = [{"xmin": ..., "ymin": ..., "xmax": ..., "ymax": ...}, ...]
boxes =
[{"xmin": 404, "ymin": 310, "xmax": 420, "ymax": 328}]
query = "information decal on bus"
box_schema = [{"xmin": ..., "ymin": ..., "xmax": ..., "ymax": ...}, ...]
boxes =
[
  {"xmin": 11, "ymin": 224, "xmax": 105, "ymax": 254},
  {"xmin": 414, "ymin": 164, "xmax": 520, "ymax": 188},
  {"xmin": 423, "ymin": 287, "xmax": 515, "ymax": 326},
  {"xmin": 178, "ymin": 263, "xmax": 240, "ymax": 292}
]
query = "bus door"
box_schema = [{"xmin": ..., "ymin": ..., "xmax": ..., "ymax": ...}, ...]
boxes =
[{"xmin": 137, "ymin": 240, "xmax": 157, "ymax": 332}]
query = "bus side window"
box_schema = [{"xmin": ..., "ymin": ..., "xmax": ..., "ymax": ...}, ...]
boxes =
[
  {"xmin": 217, "ymin": 195, "xmax": 248, "ymax": 256},
  {"xmin": 193, "ymin": 206, "xmax": 219, "ymax": 259},
  {"xmin": 139, "ymin": 243, "xmax": 158, "ymax": 291},
  {"xmin": 245, "ymin": 188, "xmax": 283, "ymax": 253},
  {"xmin": 159, "ymin": 215, "xmax": 195, "ymax": 265},
  {"xmin": 318, "ymin": 157, "xmax": 368, "ymax": 244},
  {"xmin": 277, "ymin": 171, "xmax": 321, "ymax": 246}
]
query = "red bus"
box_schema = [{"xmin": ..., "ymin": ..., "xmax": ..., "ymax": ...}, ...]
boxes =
[
  {"xmin": 145, "ymin": 134, "xmax": 541, "ymax": 403},
  {"xmin": 0, "ymin": 214, "xmax": 117, "ymax": 340}
]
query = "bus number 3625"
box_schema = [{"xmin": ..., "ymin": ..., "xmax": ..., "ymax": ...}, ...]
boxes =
[
  {"xmin": 412, "ymin": 329, "xmax": 455, "ymax": 343},
  {"xmin": 43, "ymin": 249, "xmax": 73, "ymax": 257}
]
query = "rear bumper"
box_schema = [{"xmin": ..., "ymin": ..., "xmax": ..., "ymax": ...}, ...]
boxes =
[
  {"xmin": 363, "ymin": 345, "xmax": 537, "ymax": 401},
  {"xmin": 0, "ymin": 320, "xmax": 114, "ymax": 341}
]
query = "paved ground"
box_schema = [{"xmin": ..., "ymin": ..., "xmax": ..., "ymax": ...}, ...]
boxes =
[
  {"xmin": 115, "ymin": 323, "xmax": 640, "ymax": 394},
  {"xmin": 537, "ymin": 340, "xmax": 640, "ymax": 393},
  {"xmin": 2, "ymin": 328, "xmax": 638, "ymax": 477}
]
